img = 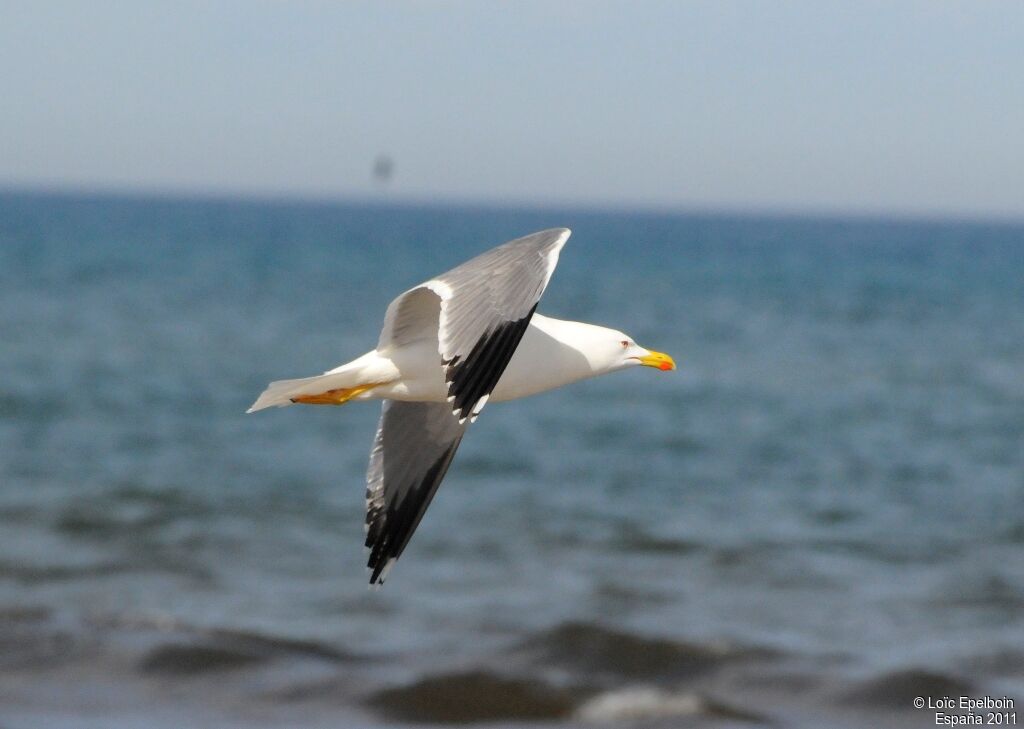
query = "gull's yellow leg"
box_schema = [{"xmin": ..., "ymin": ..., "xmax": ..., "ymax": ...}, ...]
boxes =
[{"xmin": 290, "ymin": 382, "xmax": 384, "ymax": 406}]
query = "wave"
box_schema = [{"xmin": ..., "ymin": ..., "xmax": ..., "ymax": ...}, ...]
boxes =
[
  {"xmin": 0, "ymin": 605, "xmax": 51, "ymax": 624},
  {"xmin": 54, "ymin": 482, "xmax": 208, "ymax": 538},
  {"xmin": 362, "ymin": 620, "xmax": 780, "ymax": 725},
  {"xmin": 140, "ymin": 643, "xmax": 267, "ymax": 674},
  {"xmin": 0, "ymin": 559, "xmax": 131, "ymax": 584},
  {"xmin": 139, "ymin": 627, "xmax": 354, "ymax": 675},
  {"xmin": 576, "ymin": 687, "xmax": 766, "ymax": 723},
  {"xmin": 0, "ymin": 605, "xmax": 93, "ymax": 671},
  {"xmin": 1, "ymin": 605, "xmax": 356, "ymax": 683},
  {"xmin": 964, "ymin": 648, "xmax": 1024, "ymax": 677},
  {"xmin": 839, "ymin": 668, "xmax": 975, "ymax": 710},
  {"xmin": 610, "ymin": 523, "xmax": 704, "ymax": 555},
  {"xmin": 365, "ymin": 670, "xmax": 578, "ymax": 723},
  {"xmin": 511, "ymin": 620, "xmax": 776, "ymax": 682}
]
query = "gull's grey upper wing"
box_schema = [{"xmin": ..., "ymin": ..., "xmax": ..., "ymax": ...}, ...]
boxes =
[
  {"xmin": 378, "ymin": 227, "xmax": 570, "ymax": 422},
  {"xmin": 365, "ymin": 400, "xmax": 466, "ymax": 584}
]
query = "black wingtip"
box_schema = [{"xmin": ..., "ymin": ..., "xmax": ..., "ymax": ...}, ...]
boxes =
[
  {"xmin": 364, "ymin": 438, "xmax": 463, "ymax": 587},
  {"xmin": 445, "ymin": 304, "xmax": 537, "ymax": 420}
]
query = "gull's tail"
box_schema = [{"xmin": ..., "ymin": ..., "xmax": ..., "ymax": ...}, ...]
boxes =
[
  {"xmin": 246, "ymin": 374, "xmax": 344, "ymax": 413},
  {"xmin": 246, "ymin": 351, "xmax": 396, "ymax": 413}
]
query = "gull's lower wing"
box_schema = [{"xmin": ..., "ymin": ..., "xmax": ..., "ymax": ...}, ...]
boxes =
[{"xmin": 365, "ymin": 400, "xmax": 466, "ymax": 584}]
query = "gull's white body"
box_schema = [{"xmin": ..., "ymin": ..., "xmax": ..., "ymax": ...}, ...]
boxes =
[{"xmin": 248, "ymin": 314, "xmax": 627, "ymax": 412}]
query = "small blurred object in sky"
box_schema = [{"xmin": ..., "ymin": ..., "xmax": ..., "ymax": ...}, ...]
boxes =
[{"xmin": 373, "ymin": 155, "xmax": 394, "ymax": 185}]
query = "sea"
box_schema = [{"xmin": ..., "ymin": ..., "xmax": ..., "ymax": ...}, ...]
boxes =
[{"xmin": 1, "ymin": 190, "xmax": 1022, "ymax": 728}]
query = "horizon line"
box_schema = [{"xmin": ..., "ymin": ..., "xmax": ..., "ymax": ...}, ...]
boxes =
[{"xmin": 2, "ymin": 182, "xmax": 1023, "ymax": 228}]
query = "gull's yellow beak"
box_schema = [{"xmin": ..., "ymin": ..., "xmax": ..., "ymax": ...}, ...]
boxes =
[{"xmin": 637, "ymin": 350, "xmax": 676, "ymax": 371}]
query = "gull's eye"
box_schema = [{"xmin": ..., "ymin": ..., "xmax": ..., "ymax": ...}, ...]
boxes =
[{"xmin": 620, "ymin": 340, "xmax": 630, "ymax": 348}]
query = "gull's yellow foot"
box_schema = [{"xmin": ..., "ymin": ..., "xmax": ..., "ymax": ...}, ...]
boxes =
[{"xmin": 291, "ymin": 382, "xmax": 382, "ymax": 406}]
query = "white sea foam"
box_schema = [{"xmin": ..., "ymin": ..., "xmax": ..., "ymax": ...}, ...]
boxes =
[{"xmin": 575, "ymin": 687, "xmax": 707, "ymax": 721}]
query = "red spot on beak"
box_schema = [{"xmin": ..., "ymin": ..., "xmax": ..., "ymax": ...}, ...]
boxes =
[{"xmin": 659, "ymin": 362, "xmax": 672, "ymax": 371}]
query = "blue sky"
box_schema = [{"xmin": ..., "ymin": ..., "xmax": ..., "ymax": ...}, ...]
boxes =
[{"xmin": 1, "ymin": 2, "xmax": 1021, "ymax": 217}]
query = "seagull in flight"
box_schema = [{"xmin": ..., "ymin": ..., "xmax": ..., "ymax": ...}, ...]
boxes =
[{"xmin": 248, "ymin": 229, "xmax": 676, "ymax": 584}]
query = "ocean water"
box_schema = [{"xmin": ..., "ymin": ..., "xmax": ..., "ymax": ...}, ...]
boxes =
[{"xmin": 1, "ymin": 190, "xmax": 1023, "ymax": 728}]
